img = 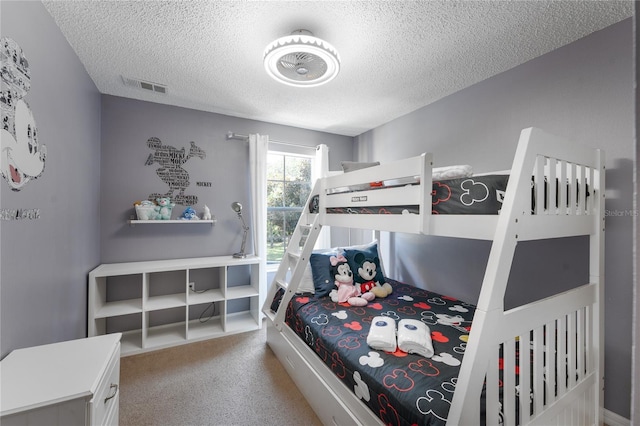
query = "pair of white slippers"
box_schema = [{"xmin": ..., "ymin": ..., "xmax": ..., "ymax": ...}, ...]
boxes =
[{"xmin": 366, "ymin": 316, "xmax": 434, "ymax": 358}]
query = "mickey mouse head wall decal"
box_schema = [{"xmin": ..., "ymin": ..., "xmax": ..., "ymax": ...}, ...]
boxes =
[{"xmin": 1, "ymin": 37, "xmax": 47, "ymax": 191}]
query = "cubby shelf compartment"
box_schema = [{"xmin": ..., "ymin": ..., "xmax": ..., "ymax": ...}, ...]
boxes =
[
  {"xmin": 188, "ymin": 289, "xmax": 224, "ymax": 305},
  {"xmin": 188, "ymin": 317, "xmax": 225, "ymax": 340},
  {"xmin": 88, "ymin": 255, "xmax": 261, "ymax": 356},
  {"xmin": 95, "ymin": 299, "xmax": 142, "ymax": 318},
  {"xmin": 120, "ymin": 329, "xmax": 143, "ymax": 354}
]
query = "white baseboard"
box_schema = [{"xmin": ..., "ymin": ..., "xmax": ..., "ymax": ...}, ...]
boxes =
[{"xmin": 604, "ymin": 408, "xmax": 631, "ymax": 426}]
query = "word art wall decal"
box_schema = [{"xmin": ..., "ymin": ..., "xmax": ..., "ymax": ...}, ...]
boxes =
[
  {"xmin": 1, "ymin": 208, "xmax": 40, "ymax": 221},
  {"xmin": 145, "ymin": 137, "xmax": 209, "ymax": 206},
  {"xmin": 1, "ymin": 37, "xmax": 47, "ymax": 191}
]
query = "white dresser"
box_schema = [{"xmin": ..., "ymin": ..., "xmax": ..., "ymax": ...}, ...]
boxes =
[{"xmin": 0, "ymin": 333, "xmax": 121, "ymax": 426}]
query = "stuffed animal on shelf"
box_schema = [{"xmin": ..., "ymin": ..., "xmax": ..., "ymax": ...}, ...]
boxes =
[
  {"xmin": 331, "ymin": 254, "xmax": 374, "ymax": 307},
  {"xmin": 154, "ymin": 197, "xmax": 175, "ymax": 220},
  {"xmin": 202, "ymin": 205, "xmax": 212, "ymax": 220},
  {"xmin": 354, "ymin": 252, "xmax": 393, "ymax": 298},
  {"xmin": 179, "ymin": 206, "xmax": 199, "ymax": 220},
  {"xmin": 134, "ymin": 200, "xmax": 158, "ymax": 220}
]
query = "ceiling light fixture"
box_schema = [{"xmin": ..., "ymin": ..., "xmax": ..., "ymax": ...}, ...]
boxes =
[{"xmin": 263, "ymin": 29, "xmax": 340, "ymax": 88}]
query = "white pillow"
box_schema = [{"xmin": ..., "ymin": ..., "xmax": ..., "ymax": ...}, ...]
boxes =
[
  {"xmin": 296, "ymin": 264, "xmax": 315, "ymax": 294},
  {"xmin": 432, "ymin": 164, "xmax": 473, "ymax": 180}
]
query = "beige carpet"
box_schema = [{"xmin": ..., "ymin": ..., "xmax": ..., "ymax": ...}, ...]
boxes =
[{"xmin": 119, "ymin": 326, "xmax": 322, "ymax": 426}]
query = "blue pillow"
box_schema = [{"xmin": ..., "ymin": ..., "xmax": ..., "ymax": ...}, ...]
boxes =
[
  {"xmin": 309, "ymin": 249, "xmax": 344, "ymax": 297},
  {"xmin": 344, "ymin": 241, "xmax": 386, "ymax": 286}
]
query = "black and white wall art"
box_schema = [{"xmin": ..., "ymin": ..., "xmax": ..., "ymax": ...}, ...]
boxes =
[
  {"xmin": 144, "ymin": 136, "xmax": 207, "ymax": 205},
  {"xmin": 1, "ymin": 37, "xmax": 46, "ymax": 192}
]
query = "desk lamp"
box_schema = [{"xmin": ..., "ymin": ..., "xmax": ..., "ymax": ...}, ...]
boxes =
[{"xmin": 231, "ymin": 202, "xmax": 249, "ymax": 258}]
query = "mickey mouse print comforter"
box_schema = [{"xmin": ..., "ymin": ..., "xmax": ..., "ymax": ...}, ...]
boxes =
[{"xmin": 271, "ymin": 279, "xmax": 479, "ymax": 426}]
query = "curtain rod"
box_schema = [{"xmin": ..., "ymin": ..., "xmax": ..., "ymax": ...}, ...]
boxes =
[{"xmin": 226, "ymin": 131, "xmax": 320, "ymax": 150}]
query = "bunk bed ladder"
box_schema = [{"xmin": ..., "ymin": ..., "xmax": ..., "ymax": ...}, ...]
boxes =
[{"xmin": 263, "ymin": 187, "xmax": 323, "ymax": 331}]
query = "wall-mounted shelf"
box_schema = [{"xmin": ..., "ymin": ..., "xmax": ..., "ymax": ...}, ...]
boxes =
[
  {"xmin": 128, "ymin": 219, "xmax": 216, "ymax": 226},
  {"xmin": 88, "ymin": 255, "xmax": 260, "ymax": 356}
]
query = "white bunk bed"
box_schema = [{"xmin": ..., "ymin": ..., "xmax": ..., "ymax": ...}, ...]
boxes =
[{"xmin": 262, "ymin": 127, "xmax": 605, "ymax": 426}]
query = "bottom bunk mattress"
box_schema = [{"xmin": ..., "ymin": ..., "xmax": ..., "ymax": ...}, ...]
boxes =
[{"xmin": 270, "ymin": 279, "xmax": 477, "ymax": 426}]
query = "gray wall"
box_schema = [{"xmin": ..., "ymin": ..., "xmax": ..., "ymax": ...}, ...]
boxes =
[
  {"xmin": 100, "ymin": 95, "xmax": 352, "ymax": 263},
  {"xmin": 632, "ymin": 4, "xmax": 639, "ymax": 424},
  {"xmin": 0, "ymin": 1, "xmax": 102, "ymax": 357},
  {"xmin": 355, "ymin": 19, "xmax": 634, "ymax": 419}
]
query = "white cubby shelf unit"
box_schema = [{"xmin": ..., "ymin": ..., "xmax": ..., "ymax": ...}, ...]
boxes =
[{"xmin": 88, "ymin": 255, "xmax": 261, "ymax": 356}]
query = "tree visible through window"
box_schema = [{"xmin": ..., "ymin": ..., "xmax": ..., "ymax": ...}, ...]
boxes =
[{"xmin": 267, "ymin": 152, "xmax": 312, "ymax": 263}]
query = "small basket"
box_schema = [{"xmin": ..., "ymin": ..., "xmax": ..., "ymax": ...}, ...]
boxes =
[{"xmin": 135, "ymin": 204, "xmax": 156, "ymax": 220}]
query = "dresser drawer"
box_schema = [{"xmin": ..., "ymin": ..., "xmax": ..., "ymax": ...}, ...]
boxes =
[{"xmin": 90, "ymin": 343, "xmax": 120, "ymax": 425}]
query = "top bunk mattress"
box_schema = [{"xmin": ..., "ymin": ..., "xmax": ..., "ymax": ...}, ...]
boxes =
[
  {"xmin": 313, "ymin": 173, "xmax": 590, "ymax": 216},
  {"xmin": 317, "ymin": 174, "xmax": 510, "ymax": 215},
  {"xmin": 433, "ymin": 174, "xmax": 508, "ymax": 215}
]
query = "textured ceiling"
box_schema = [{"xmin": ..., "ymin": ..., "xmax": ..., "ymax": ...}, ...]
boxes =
[{"xmin": 42, "ymin": 1, "xmax": 632, "ymax": 137}]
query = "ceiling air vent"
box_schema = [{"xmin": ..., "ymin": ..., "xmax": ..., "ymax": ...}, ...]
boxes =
[{"xmin": 121, "ymin": 76, "xmax": 167, "ymax": 94}]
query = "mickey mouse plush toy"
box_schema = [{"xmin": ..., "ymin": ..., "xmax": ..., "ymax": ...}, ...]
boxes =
[
  {"xmin": 354, "ymin": 252, "xmax": 393, "ymax": 298},
  {"xmin": 331, "ymin": 254, "xmax": 374, "ymax": 307}
]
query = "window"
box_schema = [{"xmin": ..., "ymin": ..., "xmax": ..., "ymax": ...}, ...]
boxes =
[{"xmin": 266, "ymin": 152, "xmax": 313, "ymax": 264}]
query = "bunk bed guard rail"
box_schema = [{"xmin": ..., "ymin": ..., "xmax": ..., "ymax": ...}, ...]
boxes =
[{"xmin": 319, "ymin": 152, "xmax": 433, "ymax": 234}]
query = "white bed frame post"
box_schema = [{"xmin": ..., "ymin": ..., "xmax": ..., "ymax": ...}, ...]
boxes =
[
  {"xmin": 448, "ymin": 128, "xmax": 605, "ymax": 426},
  {"xmin": 592, "ymin": 148, "xmax": 606, "ymax": 426},
  {"xmin": 420, "ymin": 152, "xmax": 433, "ymax": 235},
  {"xmin": 448, "ymin": 129, "xmax": 535, "ymax": 425}
]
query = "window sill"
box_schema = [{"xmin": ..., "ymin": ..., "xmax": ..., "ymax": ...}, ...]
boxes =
[{"xmin": 266, "ymin": 263, "xmax": 280, "ymax": 273}]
